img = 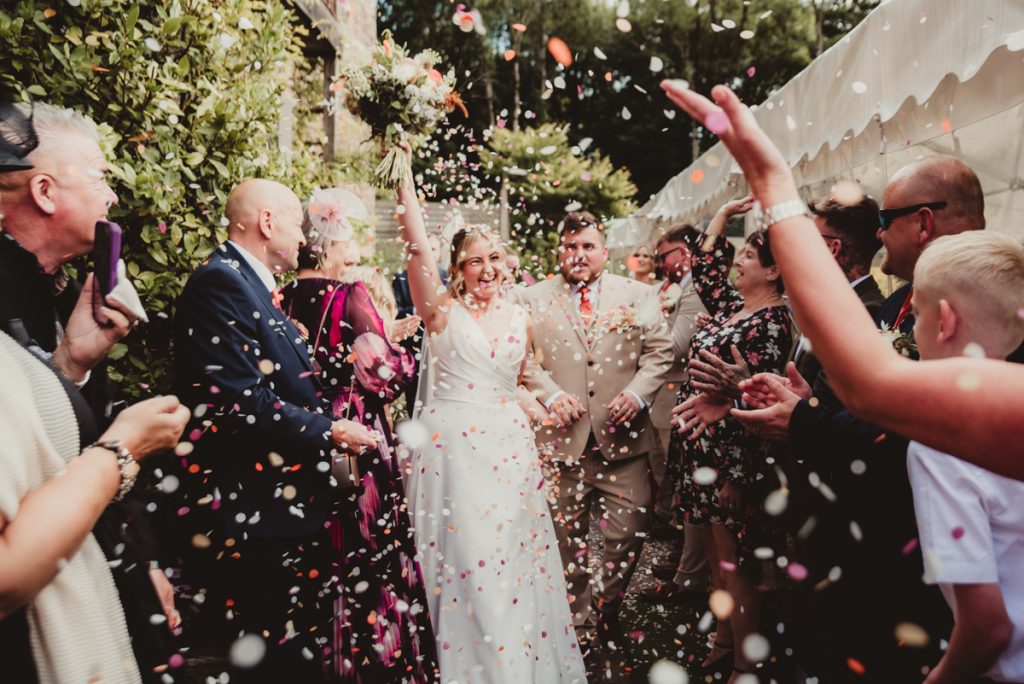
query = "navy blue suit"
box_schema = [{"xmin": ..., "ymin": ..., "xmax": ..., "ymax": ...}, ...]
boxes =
[{"xmin": 172, "ymin": 242, "xmax": 335, "ymax": 680}]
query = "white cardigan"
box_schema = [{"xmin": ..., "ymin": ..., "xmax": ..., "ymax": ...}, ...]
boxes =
[{"xmin": 0, "ymin": 332, "xmax": 141, "ymax": 683}]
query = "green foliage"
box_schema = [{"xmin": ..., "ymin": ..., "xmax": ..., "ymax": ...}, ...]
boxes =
[
  {"xmin": 0, "ymin": 0, "xmax": 356, "ymax": 398},
  {"xmin": 479, "ymin": 122, "xmax": 637, "ymax": 274}
]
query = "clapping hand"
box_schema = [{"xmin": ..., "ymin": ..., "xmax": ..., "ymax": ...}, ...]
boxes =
[
  {"xmin": 730, "ymin": 364, "xmax": 811, "ymax": 442},
  {"xmin": 672, "ymin": 392, "xmax": 731, "ymax": 440},
  {"xmin": 389, "ymin": 314, "xmax": 422, "ymax": 343},
  {"xmin": 688, "ymin": 346, "xmax": 751, "ymax": 400}
]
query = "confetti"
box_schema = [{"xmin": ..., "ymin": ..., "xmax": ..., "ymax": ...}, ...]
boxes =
[
  {"xmin": 229, "ymin": 634, "xmax": 266, "ymax": 669},
  {"xmin": 648, "ymin": 659, "xmax": 689, "ymax": 684},
  {"xmin": 951, "ymin": 526, "xmax": 965, "ymax": 540},
  {"xmin": 851, "ymin": 81, "xmax": 868, "ymax": 94},
  {"xmin": 709, "ymin": 589, "xmax": 734, "ymax": 618},
  {"xmin": 649, "ymin": 56, "xmax": 664, "ymax": 73},
  {"xmin": 692, "ymin": 466, "xmax": 717, "ymax": 485},
  {"xmin": 895, "ymin": 622, "xmax": 930, "ymax": 647},
  {"xmin": 616, "ymin": 18, "xmax": 632, "ymax": 32},
  {"xmin": 739, "ymin": 29, "xmax": 755, "ymax": 39},
  {"xmin": 547, "ymin": 37, "xmax": 573, "ymax": 67},
  {"xmin": 742, "ymin": 633, "xmax": 770, "ymax": 662},
  {"xmin": 704, "ymin": 110, "xmax": 729, "ymax": 135}
]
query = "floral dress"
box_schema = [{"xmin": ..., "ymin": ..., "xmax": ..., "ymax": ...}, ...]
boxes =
[
  {"xmin": 669, "ymin": 236, "xmax": 793, "ymax": 556},
  {"xmin": 281, "ymin": 278, "xmax": 440, "ymax": 684}
]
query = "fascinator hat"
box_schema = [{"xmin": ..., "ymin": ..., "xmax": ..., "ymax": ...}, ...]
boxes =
[{"xmin": 305, "ymin": 187, "xmax": 369, "ymax": 242}]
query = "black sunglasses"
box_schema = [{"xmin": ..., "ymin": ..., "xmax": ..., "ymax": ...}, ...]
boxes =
[
  {"xmin": 878, "ymin": 201, "xmax": 947, "ymax": 230},
  {"xmin": 655, "ymin": 246, "xmax": 687, "ymax": 262}
]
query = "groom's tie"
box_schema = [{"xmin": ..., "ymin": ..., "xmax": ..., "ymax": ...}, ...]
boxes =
[{"xmin": 579, "ymin": 285, "xmax": 594, "ymax": 326}]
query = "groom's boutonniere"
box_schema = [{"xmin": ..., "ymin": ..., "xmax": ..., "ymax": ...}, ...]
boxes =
[
  {"xmin": 659, "ymin": 283, "xmax": 684, "ymax": 316},
  {"xmin": 880, "ymin": 323, "xmax": 918, "ymax": 358},
  {"xmin": 602, "ymin": 305, "xmax": 638, "ymax": 333}
]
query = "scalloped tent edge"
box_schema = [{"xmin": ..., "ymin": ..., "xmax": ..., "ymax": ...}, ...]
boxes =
[{"xmin": 608, "ymin": 0, "xmax": 1024, "ymax": 253}]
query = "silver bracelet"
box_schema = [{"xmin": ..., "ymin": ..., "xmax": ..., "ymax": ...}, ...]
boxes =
[
  {"xmin": 758, "ymin": 199, "xmax": 808, "ymax": 231},
  {"xmin": 86, "ymin": 440, "xmax": 138, "ymax": 502}
]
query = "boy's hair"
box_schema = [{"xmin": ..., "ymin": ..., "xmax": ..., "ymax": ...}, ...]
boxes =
[{"xmin": 915, "ymin": 232, "xmax": 1024, "ymax": 355}]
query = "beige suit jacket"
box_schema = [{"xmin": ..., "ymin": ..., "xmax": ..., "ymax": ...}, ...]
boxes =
[
  {"xmin": 519, "ymin": 273, "xmax": 673, "ymax": 462},
  {"xmin": 650, "ymin": 278, "xmax": 707, "ymax": 431}
]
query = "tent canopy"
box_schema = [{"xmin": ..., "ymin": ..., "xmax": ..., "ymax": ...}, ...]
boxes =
[{"xmin": 608, "ymin": 0, "xmax": 1024, "ymax": 254}]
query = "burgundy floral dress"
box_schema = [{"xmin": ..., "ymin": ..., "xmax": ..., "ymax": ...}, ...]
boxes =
[
  {"xmin": 670, "ymin": 236, "xmax": 793, "ymax": 556},
  {"xmin": 281, "ymin": 278, "xmax": 440, "ymax": 684}
]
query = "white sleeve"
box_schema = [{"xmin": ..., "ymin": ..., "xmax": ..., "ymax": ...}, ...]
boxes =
[{"xmin": 907, "ymin": 442, "xmax": 998, "ymax": 585}]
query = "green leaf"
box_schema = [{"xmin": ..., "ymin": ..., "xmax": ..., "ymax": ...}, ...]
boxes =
[
  {"xmin": 164, "ymin": 16, "xmax": 183, "ymax": 36},
  {"xmin": 26, "ymin": 84, "xmax": 46, "ymax": 97},
  {"xmin": 125, "ymin": 4, "xmax": 139, "ymax": 35}
]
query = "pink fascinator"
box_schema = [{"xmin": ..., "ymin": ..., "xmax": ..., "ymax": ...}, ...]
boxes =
[{"xmin": 306, "ymin": 187, "xmax": 369, "ymax": 242}]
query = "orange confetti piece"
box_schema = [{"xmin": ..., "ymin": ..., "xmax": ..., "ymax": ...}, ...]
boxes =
[
  {"xmin": 255, "ymin": 462, "xmax": 263, "ymax": 471},
  {"xmin": 504, "ymin": 49, "xmax": 517, "ymax": 61},
  {"xmin": 512, "ymin": 23, "xmax": 527, "ymax": 32},
  {"xmin": 308, "ymin": 568, "xmax": 319, "ymax": 579},
  {"xmin": 847, "ymin": 658, "xmax": 866, "ymax": 675},
  {"xmin": 330, "ymin": 81, "xmax": 343, "ymax": 93},
  {"xmin": 941, "ymin": 117, "xmax": 952, "ymax": 132},
  {"xmin": 691, "ymin": 168, "xmax": 705, "ymax": 184},
  {"xmin": 188, "ymin": 464, "xmax": 200, "ymax": 474},
  {"xmin": 547, "ymin": 36, "xmax": 573, "ymax": 67},
  {"xmin": 604, "ymin": 72, "xmax": 613, "ymax": 82},
  {"xmin": 367, "ymin": 612, "xmax": 377, "ymax": 625},
  {"xmin": 431, "ymin": 432, "xmax": 441, "ymax": 441},
  {"xmin": 91, "ymin": 65, "xmax": 110, "ymax": 73},
  {"xmin": 43, "ymin": 8, "xmax": 56, "ymax": 18}
]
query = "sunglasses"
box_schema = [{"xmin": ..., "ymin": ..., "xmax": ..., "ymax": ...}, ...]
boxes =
[
  {"xmin": 655, "ymin": 246, "xmax": 687, "ymax": 262},
  {"xmin": 878, "ymin": 201, "xmax": 947, "ymax": 230}
]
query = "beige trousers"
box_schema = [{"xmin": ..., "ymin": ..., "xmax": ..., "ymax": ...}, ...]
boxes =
[{"xmin": 547, "ymin": 439, "xmax": 652, "ymax": 627}]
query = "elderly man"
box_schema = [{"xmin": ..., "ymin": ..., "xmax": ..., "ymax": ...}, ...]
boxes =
[
  {"xmin": 173, "ymin": 179, "xmax": 378, "ymax": 681},
  {"xmin": 0, "ymin": 101, "xmax": 191, "ymax": 679},
  {"xmin": 730, "ymin": 156, "xmax": 984, "ymax": 682}
]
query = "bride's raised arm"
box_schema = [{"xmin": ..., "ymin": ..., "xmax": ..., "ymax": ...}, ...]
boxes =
[{"xmin": 396, "ymin": 161, "xmax": 450, "ymax": 336}]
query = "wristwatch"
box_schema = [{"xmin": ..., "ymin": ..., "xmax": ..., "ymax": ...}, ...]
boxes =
[
  {"xmin": 758, "ymin": 199, "xmax": 809, "ymax": 231},
  {"xmin": 87, "ymin": 440, "xmax": 138, "ymax": 502}
]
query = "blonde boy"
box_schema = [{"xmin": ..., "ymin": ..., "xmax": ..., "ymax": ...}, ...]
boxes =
[{"xmin": 907, "ymin": 231, "xmax": 1024, "ymax": 684}]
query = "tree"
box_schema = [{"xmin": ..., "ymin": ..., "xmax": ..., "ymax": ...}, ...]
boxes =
[
  {"xmin": 479, "ymin": 122, "xmax": 637, "ymax": 274},
  {"xmin": 0, "ymin": 0, "xmax": 353, "ymax": 397}
]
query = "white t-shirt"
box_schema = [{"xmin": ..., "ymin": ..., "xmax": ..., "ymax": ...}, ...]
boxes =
[{"xmin": 907, "ymin": 441, "xmax": 1024, "ymax": 682}]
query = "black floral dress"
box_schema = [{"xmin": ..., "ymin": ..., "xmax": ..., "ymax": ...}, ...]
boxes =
[{"xmin": 670, "ymin": 235, "xmax": 793, "ymax": 556}]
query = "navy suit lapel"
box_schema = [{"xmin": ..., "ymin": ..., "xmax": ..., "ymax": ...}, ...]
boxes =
[{"xmin": 218, "ymin": 243, "xmax": 314, "ymax": 374}]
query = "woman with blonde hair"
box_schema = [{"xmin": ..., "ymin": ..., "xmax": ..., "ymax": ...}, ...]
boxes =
[{"xmin": 395, "ymin": 146, "xmax": 586, "ymax": 683}]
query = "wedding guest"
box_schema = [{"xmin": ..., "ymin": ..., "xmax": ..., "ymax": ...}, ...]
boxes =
[
  {"xmin": 0, "ymin": 331, "xmax": 188, "ymax": 683},
  {"xmin": 279, "ymin": 190, "xmax": 439, "ymax": 683},
  {"xmin": 341, "ymin": 265, "xmax": 420, "ymax": 344},
  {"xmin": 172, "ymin": 180, "xmax": 379, "ymax": 682},
  {"xmin": 661, "ymin": 81, "xmax": 1024, "ymax": 481},
  {"xmin": 628, "ymin": 243, "xmax": 658, "ymax": 285},
  {"xmin": 669, "ymin": 197, "xmax": 793, "ymax": 680},
  {"xmin": 641, "ymin": 222, "xmax": 709, "ymax": 603},
  {"xmin": 906, "ymin": 232, "xmax": 1024, "ymax": 684},
  {"xmin": 0, "ymin": 101, "xmax": 185, "ymax": 680}
]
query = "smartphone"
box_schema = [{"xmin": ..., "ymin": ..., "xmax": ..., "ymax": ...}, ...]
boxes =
[{"xmin": 92, "ymin": 220, "xmax": 122, "ymax": 324}]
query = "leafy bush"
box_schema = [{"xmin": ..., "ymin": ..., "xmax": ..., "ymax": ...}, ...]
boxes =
[
  {"xmin": 478, "ymin": 123, "xmax": 637, "ymax": 275},
  {"xmin": 0, "ymin": 0, "xmax": 363, "ymax": 398}
]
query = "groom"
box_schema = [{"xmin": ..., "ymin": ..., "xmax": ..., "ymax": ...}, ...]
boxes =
[
  {"xmin": 172, "ymin": 179, "xmax": 377, "ymax": 681},
  {"xmin": 519, "ymin": 211, "xmax": 673, "ymax": 645}
]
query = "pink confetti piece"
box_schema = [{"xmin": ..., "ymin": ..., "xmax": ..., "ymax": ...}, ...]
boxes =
[
  {"xmin": 746, "ymin": 66, "xmax": 756, "ymax": 77},
  {"xmin": 787, "ymin": 563, "xmax": 809, "ymax": 581},
  {"xmin": 704, "ymin": 110, "xmax": 729, "ymax": 135},
  {"xmin": 902, "ymin": 537, "xmax": 919, "ymax": 555},
  {"xmin": 951, "ymin": 526, "xmax": 965, "ymax": 540}
]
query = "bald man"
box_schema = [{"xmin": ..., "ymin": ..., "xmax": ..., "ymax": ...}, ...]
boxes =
[{"xmin": 172, "ymin": 179, "xmax": 376, "ymax": 681}]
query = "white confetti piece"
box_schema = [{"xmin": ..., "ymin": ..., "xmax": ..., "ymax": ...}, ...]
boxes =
[
  {"xmin": 649, "ymin": 56, "xmax": 664, "ymax": 73},
  {"xmin": 742, "ymin": 633, "xmax": 770, "ymax": 662},
  {"xmin": 851, "ymin": 81, "xmax": 868, "ymax": 94},
  {"xmin": 229, "ymin": 634, "xmax": 266, "ymax": 669}
]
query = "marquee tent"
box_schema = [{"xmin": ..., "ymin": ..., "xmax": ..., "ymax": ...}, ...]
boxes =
[{"xmin": 607, "ymin": 0, "xmax": 1024, "ymax": 255}]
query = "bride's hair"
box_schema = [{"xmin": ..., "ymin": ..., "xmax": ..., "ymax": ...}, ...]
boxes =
[{"xmin": 448, "ymin": 226, "xmax": 507, "ymax": 303}]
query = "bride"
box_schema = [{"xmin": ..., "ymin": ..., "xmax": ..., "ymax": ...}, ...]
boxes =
[{"xmin": 394, "ymin": 160, "xmax": 587, "ymax": 684}]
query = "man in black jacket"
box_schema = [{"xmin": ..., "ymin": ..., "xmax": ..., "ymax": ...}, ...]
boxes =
[{"xmin": 172, "ymin": 178, "xmax": 377, "ymax": 681}]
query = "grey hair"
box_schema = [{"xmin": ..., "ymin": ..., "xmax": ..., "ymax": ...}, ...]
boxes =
[{"xmin": 15, "ymin": 102, "xmax": 100, "ymax": 147}]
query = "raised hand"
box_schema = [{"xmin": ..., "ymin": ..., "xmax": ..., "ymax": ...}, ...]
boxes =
[
  {"xmin": 52, "ymin": 273, "xmax": 138, "ymax": 382},
  {"xmin": 688, "ymin": 345, "xmax": 751, "ymax": 400},
  {"xmin": 718, "ymin": 194, "xmax": 755, "ymax": 220},
  {"xmin": 660, "ymin": 81, "xmax": 799, "ymax": 207}
]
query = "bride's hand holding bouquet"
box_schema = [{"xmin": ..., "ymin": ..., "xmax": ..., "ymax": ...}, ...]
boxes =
[{"xmin": 339, "ymin": 30, "xmax": 465, "ymax": 189}]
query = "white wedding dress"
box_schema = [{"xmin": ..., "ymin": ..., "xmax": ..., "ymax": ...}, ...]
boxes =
[{"xmin": 405, "ymin": 302, "xmax": 587, "ymax": 684}]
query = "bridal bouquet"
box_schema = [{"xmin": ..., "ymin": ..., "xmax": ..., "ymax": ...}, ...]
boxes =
[{"xmin": 339, "ymin": 30, "xmax": 465, "ymax": 189}]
